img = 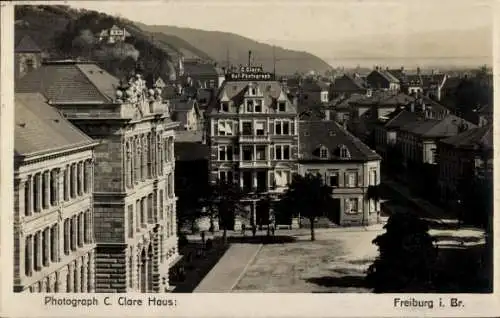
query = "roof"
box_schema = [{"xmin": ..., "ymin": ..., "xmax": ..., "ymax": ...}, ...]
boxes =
[
  {"xmin": 399, "ymin": 114, "xmax": 476, "ymax": 138},
  {"xmin": 208, "ymin": 80, "xmax": 292, "ymax": 114},
  {"xmin": 183, "ymin": 61, "xmax": 220, "ymax": 77},
  {"xmin": 384, "ymin": 109, "xmax": 423, "ymax": 129},
  {"xmin": 329, "ymin": 93, "xmax": 366, "ymax": 110},
  {"xmin": 331, "ymin": 74, "xmax": 367, "ymax": 91},
  {"xmin": 442, "ymin": 76, "xmax": 462, "ymax": 90},
  {"xmin": 387, "ymin": 69, "xmax": 406, "ymax": 81},
  {"xmin": 15, "ymin": 61, "xmax": 120, "ymax": 104},
  {"xmin": 15, "ymin": 35, "xmax": 42, "ymax": 53},
  {"xmin": 175, "ymin": 130, "xmax": 204, "ymax": 143},
  {"xmin": 299, "ymin": 120, "xmax": 381, "ymax": 161},
  {"xmin": 15, "ymin": 93, "xmax": 95, "ymax": 158},
  {"xmin": 440, "ymin": 125, "xmax": 493, "ymax": 150},
  {"xmin": 369, "ymin": 69, "xmax": 400, "ymax": 84},
  {"xmin": 301, "ymin": 80, "xmax": 330, "ymax": 92},
  {"xmin": 351, "ymin": 91, "xmax": 414, "ymax": 107}
]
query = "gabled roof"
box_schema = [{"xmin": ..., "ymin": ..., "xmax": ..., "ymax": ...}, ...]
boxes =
[
  {"xmin": 369, "ymin": 69, "xmax": 400, "ymax": 84},
  {"xmin": 15, "ymin": 35, "xmax": 42, "ymax": 53},
  {"xmin": 15, "ymin": 61, "xmax": 120, "ymax": 104},
  {"xmin": 301, "ymin": 80, "xmax": 330, "ymax": 92},
  {"xmin": 328, "ymin": 93, "xmax": 366, "ymax": 110},
  {"xmin": 183, "ymin": 61, "xmax": 220, "ymax": 77},
  {"xmin": 208, "ymin": 80, "xmax": 293, "ymax": 114},
  {"xmin": 384, "ymin": 109, "xmax": 423, "ymax": 129},
  {"xmin": 15, "ymin": 93, "xmax": 95, "ymax": 159},
  {"xmin": 331, "ymin": 74, "xmax": 367, "ymax": 91},
  {"xmin": 399, "ymin": 114, "xmax": 476, "ymax": 138},
  {"xmin": 299, "ymin": 120, "xmax": 381, "ymax": 161},
  {"xmin": 442, "ymin": 76, "xmax": 462, "ymax": 90},
  {"xmin": 350, "ymin": 91, "xmax": 413, "ymax": 107},
  {"xmin": 440, "ymin": 125, "xmax": 493, "ymax": 150}
]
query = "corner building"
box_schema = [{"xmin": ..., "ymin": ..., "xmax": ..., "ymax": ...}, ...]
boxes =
[
  {"xmin": 206, "ymin": 69, "xmax": 299, "ymax": 229},
  {"xmin": 16, "ymin": 61, "xmax": 180, "ymax": 292},
  {"xmin": 14, "ymin": 93, "xmax": 97, "ymax": 293}
]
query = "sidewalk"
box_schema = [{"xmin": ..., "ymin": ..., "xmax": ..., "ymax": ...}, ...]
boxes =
[{"xmin": 193, "ymin": 243, "xmax": 263, "ymax": 292}]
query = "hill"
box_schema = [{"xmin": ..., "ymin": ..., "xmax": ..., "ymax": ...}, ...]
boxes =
[
  {"xmin": 14, "ymin": 5, "xmax": 211, "ymax": 79},
  {"xmin": 136, "ymin": 24, "xmax": 333, "ymax": 75}
]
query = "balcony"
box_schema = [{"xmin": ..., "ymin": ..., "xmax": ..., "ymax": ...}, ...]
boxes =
[
  {"xmin": 239, "ymin": 160, "xmax": 271, "ymax": 169},
  {"xmin": 238, "ymin": 135, "xmax": 271, "ymax": 143}
]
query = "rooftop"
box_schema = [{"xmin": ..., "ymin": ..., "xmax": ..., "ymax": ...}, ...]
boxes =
[
  {"xmin": 15, "ymin": 93, "xmax": 96, "ymax": 159},
  {"xmin": 440, "ymin": 125, "xmax": 493, "ymax": 150},
  {"xmin": 15, "ymin": 35, "xmax": 42, "ymax": 53},
  {"xmin": 299, "ymin": 120, "xmax": 381, "ymax": 162},
  {"xmin": 399, "ymin": 114, "xmax": 476, "ymax": 138},
  {"xmin": 16, "ymin": 60, "xmax": 120, "ymax": 104}
]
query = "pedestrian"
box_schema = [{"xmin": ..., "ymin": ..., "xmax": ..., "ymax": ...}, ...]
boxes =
[
  {"xmin": 252, "ymin": 224, "xmax": 257, "ymax": 237},
  {"xmin": 271, "ymin": 223, "xmax": 275, "ymax": 236},
  {"xmin": 241, "ymin": 223, "xmax": 246, "ymax": 236}
]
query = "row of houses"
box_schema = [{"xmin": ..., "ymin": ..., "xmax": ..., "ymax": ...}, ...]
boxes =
[{"xmin": 174, "ymin": 67, "xmax": 383, "ymax": 230}]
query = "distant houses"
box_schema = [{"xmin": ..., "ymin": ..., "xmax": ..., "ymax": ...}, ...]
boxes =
[{"xmin": 97, "ymin": 25, "xmax": 131, "ymax": 44}]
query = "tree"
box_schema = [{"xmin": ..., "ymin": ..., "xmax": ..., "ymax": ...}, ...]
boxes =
[
  {"xmin": 366, "ymin": 212, "xmax": 438, "ymax": 292},
  {"xmin": 275, "ymin": 173, "xmax": 334, "ymax": 241},
  {"xmin": 199, "ymin": 179, "xmax": 246, "ymax": 244}
]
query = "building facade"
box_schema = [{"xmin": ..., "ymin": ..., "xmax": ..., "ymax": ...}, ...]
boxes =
[
  {"xmin": 206, "ymin": 67, "xmax": 299, "ymax": 229},
  {"xmin": 14, "ymin": 93, "xmax": 98, "ymax": 293},
  {"xmin": 16, "ymin": 61, "xmax": 180, "ymax": 293},
  {"xmin": 298, "ymin": 120, "xmax": 382, "ymax": 226}
]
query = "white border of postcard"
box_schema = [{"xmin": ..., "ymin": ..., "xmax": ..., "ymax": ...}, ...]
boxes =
[{"xmin": 1, "ymin": 1, "xmax": 500, "ymax": 317}]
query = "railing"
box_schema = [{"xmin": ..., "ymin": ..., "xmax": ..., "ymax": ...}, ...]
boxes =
[
  {"xmin": 239, "ymin": 160, "xmax": 271, "ymax": 168},
  {"xmin": 238, "ymin": 135, "xmax": 271, "ymax": 143}
]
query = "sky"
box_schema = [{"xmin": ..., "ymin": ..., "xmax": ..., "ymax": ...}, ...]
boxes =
[{"xmin": 68, "ymin": 0, "xmax": 494, "ymax": 66}]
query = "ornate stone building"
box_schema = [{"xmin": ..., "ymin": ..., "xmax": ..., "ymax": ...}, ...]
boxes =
[
  {"xmin": 205, "ymin": 66, "xmax": 299, "ymax": 230},
  {"xmin": 16, "ymin": 60, "xmax": 180, "ymax": 292},
  {"xmin": 14, "ymin": 93, "xmax": 97, "ymax": 293}
]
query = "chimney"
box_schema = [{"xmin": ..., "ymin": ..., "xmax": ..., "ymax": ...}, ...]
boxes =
[
  {"xmin": 417, "ymin": 67, "xmax": 421, "ymax": 75},
  {"xmin": 248, "ymin": 50, "xmax": 252, "ymax": 67}
]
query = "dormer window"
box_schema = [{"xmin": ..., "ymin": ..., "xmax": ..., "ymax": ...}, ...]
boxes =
[
  {"xmin": 339, "ymin": 145, "xmax": 351, "ymax": 159},
  {"xmin": 251, "ymin": 88, "xmax": 257, "ymax": 95},
  {"xmin": 320, "ymin": 146, "xmax": 329, "ymax": 159},
  {"xmin": 278, "ymin": 101, "xmax": 286, "ymax": 112},
  {"xmin": 255, "ymin": 99, "xmax": 262, "ymax": 113},
  {"xmin": 220, "ymin": 102, "xmax": 229, "ymax": 112},
  {"xmin": 246, "ymin": 100, "xmax": 254, "ymax": 112}
]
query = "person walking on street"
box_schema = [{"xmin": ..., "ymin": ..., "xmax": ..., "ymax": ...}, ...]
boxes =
[{"xmin": 241, "ymin": 223, "xmax": 246, "ymax": 236}]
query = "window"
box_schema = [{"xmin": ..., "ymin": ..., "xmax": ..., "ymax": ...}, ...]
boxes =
[
  {"xmin": 320, "ymin": 147, "xmax": 329, "ymax": 159},
  {"xmin": 346, "ymin": 171, "xmax": 358, "ymax": 187},
  {"xmin": 339, "ymin": 145, "xmax": 351, "ymax": 159},
  {"xmin": 217, "ymin": 120, "xmax": 233, "ymax": 136},
  {"xmin": 220, "ymin": 102, "xmax": 229, "ymax": 112},
  {"xmin": 273, "ymin": 170, "xmax": 290, "ymax": 187},
  {"xmin": 255, "ymin": 122, "xmax": 265, "ymax": 135},
  {"xmin": 369, "ymin": 199, "xmax": 377, "ymax": 213},
  {"xmin": 369, "ymin": 169, "xmax": 377, "ymax": 186},
  {"xmin": 242, "ymin": 146, "xmax": 253, "ymax": 160},
  {"xmin": 278, "ymin": 101, "xmax": 286, "ymax": 112},
  {"xmin": 254, "ymin": 99, "xmax": 262, "ymax": 113},
  {"xmin": 275, "ymin": 145, "xmax": 291, "ymax": 160},
  {"xmin": 26, "ymin": 59, "xmax": 34, "ymax": 72},
  {"xmin": 246, "ymin": 100, "xmax": 254, "ymax": 112},
  {"xmin": 128, "ymin": 205, "xmax": 134, "ymax": 238},
  {"xmin": 25, "ymin": 235, "xmax": 32, "ymax": 276},
  {"xmin": 242, "ymin": 122, "xmax": 252, "ymax": 135},
  {"xmin": 307, "ymin": 169, "xmax": 320, "ymax": 177},
  {"xmin": 218, "ymin": 145, "xmax": 233, "ymax": 161},
  {"xmin": 345, "ymin": 198, "xmax": 359, "ymax": 214},
  {"xmin": 218, "ymin": 170, "xmax": 234, "ymax": 183},
  {"xmin": 275, "ymin": 120, "xmax": 292, "ymax": 135},
  {"xmin": 256, "ymin": 146, "xmax": 267, "ymax": 160},
  {"xmin": 328, "ymin": 171, "xmax": 339, "ymax": 187}
]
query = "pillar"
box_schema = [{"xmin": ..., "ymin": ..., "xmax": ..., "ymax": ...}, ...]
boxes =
[
  {"xmin": 26, "ymin": 235, "xmax": 33, "ymax": 277},
  {"xmin": 78, "ymin": 162, "xmax": 84, "ymax": 196},
  {"xmin": 74, "ymin": 261, "xmax": 80, "ymax": 293},
  {"xmin": 36, "ymin": 173, "xmax": 42, "ymax": 212},
  {"xmin": 81, "ymin": 256, "xmax": 88, "ymax": 292},
  {"xmin": 64, "ymin": 166, "xmax": 70, "ymax": 201},
  {"xmin": 43, "ymin": 171, "xmax": 50, "ymax": 209},
  {"xmin": 46, "ymin": 227, "xmax": 51, "ymax": 266},
  {"xmin": 88, "ymin": 250, "xmax": 95, "ymax": 292},
  {"xmin": 67, "ymin": 264, "xmax": 74, "ymax": 292}
]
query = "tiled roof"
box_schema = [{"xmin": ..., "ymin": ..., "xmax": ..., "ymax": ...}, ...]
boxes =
[
  {"xmin": 351, "ymin": 91, "xmax": 414, "ymax": 107},
  {"xmin": 387, "ymin": 69, "xmax": 405, "ymax": 81},
  {"xmin": 183, "ymin": 61, "xmax": 220, "ymax": 77},
  {"xmin": 16, "ymin": 61, "xmax": 120, "ymax": 104},
  {"xmin": 399, "ymin": 114, "xmax": 476, "ymax": 138},
  {"xmin": 15, "ymin": 93, "xmax": 95, "ymax": 158},
  {"xmin": 329, "ymin": 93, "xmax": 366, "ymax": 109},
  {"xmin": 370, "ymin": 69, "xmax": 400, "ymax": 84},
  {"xmin": 299, "ymin": 120, "xmax": 381, "ymax": 161},
  {"xmin": 384, "ymin": 109, "xmax": 422, "ymax": 129},
  {"xmin": 440, "ymin": 125, "xmax": 493, "ymax": 150},
  {"xmin": 331, "ymin": 74, "xmax": 367, "ymax": 91},
  {"xmin": 15, "ymin": 35, "xmax": 42, "ymax": 53},
  {"xmin": 301, "ymin": 80, "xmax": 330, "ymax": 92}
]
